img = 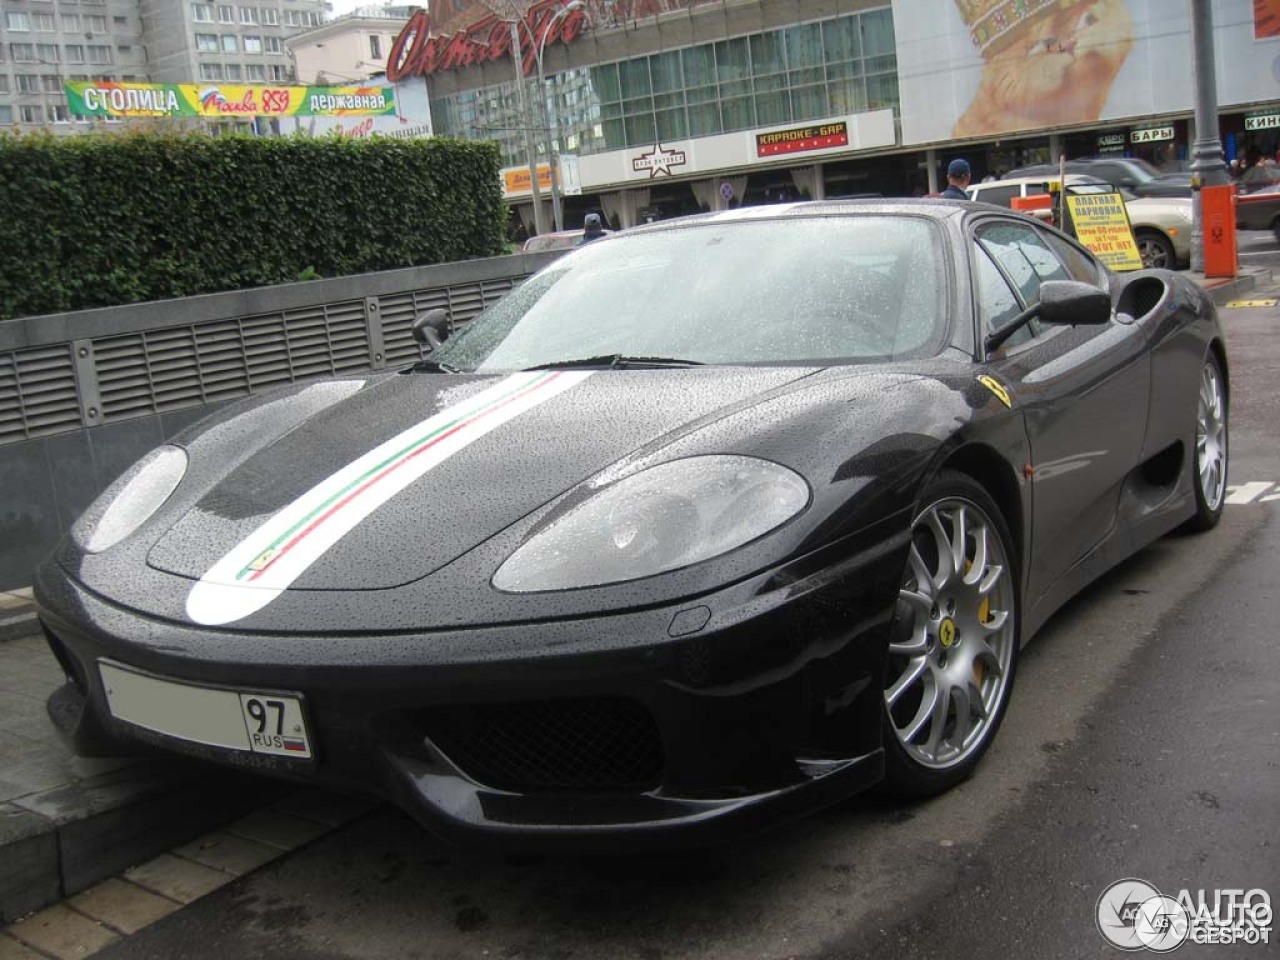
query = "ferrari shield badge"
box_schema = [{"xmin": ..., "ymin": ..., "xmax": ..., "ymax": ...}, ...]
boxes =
[{"xmin": 977, "ymin": 375, "xmax": 1012, "ymax": 409}]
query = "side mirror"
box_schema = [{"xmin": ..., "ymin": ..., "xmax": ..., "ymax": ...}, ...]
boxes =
[
  {"xmin": 1037, "ymin": 280, "xmax": 1112, "ymax": 327},
  {"xmin": 412, "ymin": 308, "xmax": 450, "ymax": 354},
  {"xmin": 984, "ymin": 279, "xmax": 1111, "ymax": 355}
]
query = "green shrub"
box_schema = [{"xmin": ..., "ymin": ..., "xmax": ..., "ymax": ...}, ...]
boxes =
[{"xmin": 0, "ymin": 131, "xmax": 509, "ymax": 320}]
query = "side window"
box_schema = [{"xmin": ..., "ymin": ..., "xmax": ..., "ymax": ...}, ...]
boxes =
[
  {"xmin": 976, "ymin": 221, "xmax": 1069, "ymax": 306},
  {"xmin": 974, "ymin": 246, "xmax": 1035, "ymax": 348},
  {"xmin": 973, "ymin": 184, "xmax": 1019, "ymax": 208},
  {"xmin": 1044, "ymin": 232, "xmax": 1106, "ymax": 286}
]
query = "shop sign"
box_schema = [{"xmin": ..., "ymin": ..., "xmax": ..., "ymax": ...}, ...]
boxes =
[
  {"xmin": 387, "ymin": 1, "xmax": 586, "ymax": 81},
  {"xmin": 755, "ymin": 122, "xmax": 849, "ymax": 158},
  {"xmin": 1065, "ymin": 190, "xmax": 1143, "ymax": 272},
  {"xmin": 1097, "ymin": 133, "xmax": 1126, "ymax": 150},
  {"xmin": 1245, "ymin": 114, "xmax": 1280, "ymax": 131},
  {"xmin": 66, "ymin": 81, "xmax": 395, "ymax": 118},
  {"xmin": 1131, "ymin": 126, "xmax": 1175, "ymax": 144},
  {"xmin": 631, "ymin": 143, "xmax": 687, "ymax": 178}
]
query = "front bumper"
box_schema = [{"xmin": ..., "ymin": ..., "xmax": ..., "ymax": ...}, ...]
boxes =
[{"xmin": 35, "ymin": 529, "xmax": 904, "ymax": 852}]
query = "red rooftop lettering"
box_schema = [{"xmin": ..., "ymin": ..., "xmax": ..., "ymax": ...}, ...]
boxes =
[{"xmin": 387, "ymin": 0, "xmax": 586, "ymax": 81}]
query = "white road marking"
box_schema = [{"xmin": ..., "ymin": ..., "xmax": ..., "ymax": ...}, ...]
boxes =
[{"xmin": 1225, "ymin": 482, "xmax": 1273, "ymax": 504}]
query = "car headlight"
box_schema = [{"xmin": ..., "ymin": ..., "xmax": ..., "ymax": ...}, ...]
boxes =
[
  {"xmin": 492, "ymin": 455, "xmax": 809, "ymax": 592},
  {"xmin": 71, "ymin": 445, "xmax": 188, "ymax": 554}
]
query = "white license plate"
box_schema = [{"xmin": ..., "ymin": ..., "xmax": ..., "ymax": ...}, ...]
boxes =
[{"xmin": 98, "ymin": 661, "xmax": 313, "ymax": 760}]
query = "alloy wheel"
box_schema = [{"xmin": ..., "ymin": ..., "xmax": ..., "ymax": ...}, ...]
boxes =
[
  {"xmin": 1196, "ymin": 361, "xmax": 1227, "ymax": 512},
  {"xmin": 885, "ymin": 497, "xmax": 1017, "ymax": 771}
]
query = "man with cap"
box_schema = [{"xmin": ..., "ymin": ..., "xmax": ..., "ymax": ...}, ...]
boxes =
[
  {"xmin": 579, "ymin": 212, "xmax": 606, "ymax": 244},
  {"xmin": 940, "ymin": 159, "xmax": 972, "ymax": 200}
]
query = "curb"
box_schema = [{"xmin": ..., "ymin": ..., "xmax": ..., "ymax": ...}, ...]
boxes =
[
  {"xmin": 0, "ymin": 608, "xmax": 38, "ymax": 643},
  {"xmin": 1194, "ymin": 265, "xmax": 1272, "ymax": 306},
  {"xmin": 1, "ymin": 759, "xmax": 286, "ymax": 925}
]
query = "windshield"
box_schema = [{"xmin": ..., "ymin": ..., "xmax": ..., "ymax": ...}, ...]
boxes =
[{"xmin": 433, "ymin": 217, "xmax": 948, "ymax": 372}]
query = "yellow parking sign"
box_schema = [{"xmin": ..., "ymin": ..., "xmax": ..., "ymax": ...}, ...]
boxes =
[{"xmin": 1065, "ymin": 192, "xmax": 1143, "ymax": 272}]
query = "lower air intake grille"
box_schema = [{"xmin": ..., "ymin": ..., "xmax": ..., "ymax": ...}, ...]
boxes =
[{"xmin": 423, "ymin": 698, "xmax": 664, "ymax": 793}]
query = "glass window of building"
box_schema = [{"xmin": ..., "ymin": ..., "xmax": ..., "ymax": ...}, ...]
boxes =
[
  {"xmin": 5, "ymin": 13, "xmax": 31, "ymax": 31},
  {"xmin": 63, "ymin": 45, "xmax": 83, "ymax": 63},
  {"xmin": 432, "ymin": 8, "xmax": 898, "ymax": 167},
  {"xmin": 0, "ymin": 106, "xmax": 12, "ymax": 124},
  {"xmin": 222, "ymin": 34, "xmax": 237, "ymax": 52},
  {"xmin": 47, "ymin": 104, "xmax": 69, "ymax": 123},
  {"xmin": 261, "ymin": 8, "xmax": 279, "ymax": 25},
  {"xmin": 246, "ymin": 63, "xmax": 265, "ymax": 80},
  {"xmin": 264, "ymin": 36, "xmax": 281, "ymax": 52},
  {"xmin": 284, "ymin": 10, "xmax": 300, "ymax": 26},
  {"xmin": 268, "ymin": 63, "xmax": 286, "ymax": 81},
  {"xmin": 36, "ymin": 44, "xmax": 58, "ymax": 62},
  {"xmin": 88, "ymin": 45, "xmax": 110, "ymax": 63},
  {"xmin": 370, "ymin": 35, "xmax": 381, "ymax": 60},
  {"xmin": 86, "ymin": 15, "xmax": 107, "ymax": 32},
  {"xmin": 0, "ymin": 77, "xmax": 8, "ymax": 93},
  {"xmin": 218, "ymin": 5, "xmax": 235, "ymax": 23},
  {"xmin": 33, "ymin": 13, "xmax": 56, "ymax": 31},
  {"xmin": 20, "ymin": 105, "xmax": 42, "ymax": 124},
  {"xmin": 192, "ymin": 5, "xmax": 214, "ymax": 23},
  {"xmin": 62, "ymin": 14, "xmax": 81, "ymax": 30},
  {"xmin": 225, "ymin": 63, "xmax": 242, "ymax": 80},
  {"xmin": 40, "ymin": 74, "xmax": 59, "ymax": 91},
  {"xmin": 200, "ymin": 62, "xmax": 223, "ymax": 80},
  {"xmin": 243, "ymin": 36, "xmax": 263, "ymax": 53},
  {"xmin": 17, "ymin": 74, "xmax": 39, "ymax": 92},
  {"xmin": 196, "ymin": 33, "xmax": 219, "ymax": 52},
  {"xmin": 240, "ymin": 7, "xmax": 258, "ymax": 24},
  {"xmin": 9, "ymin": 44, "xmax": 35, "ymax": 62}
]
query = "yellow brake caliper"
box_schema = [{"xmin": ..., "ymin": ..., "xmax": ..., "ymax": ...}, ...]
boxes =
[{"xmin": 965, "ymin": 557, "xmax": 989, "ymax": 687}]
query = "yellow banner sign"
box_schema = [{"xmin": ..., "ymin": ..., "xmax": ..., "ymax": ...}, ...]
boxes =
[
  {"xmin": 1225, "ymin": 299, "xmax": 1278, "ymax": 308},
  {"xmin": 502, "ymin": 163, "xmax": 554, "ymax": 198},
  {"xmin": 1065, "ymin": 191, "xmax": 1144, "ymax": 272},
  {"xmin": 67, "ymin": 81, "xmax": 396, "ymax": 118}
]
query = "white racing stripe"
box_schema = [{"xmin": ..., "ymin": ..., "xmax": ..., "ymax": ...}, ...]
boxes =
[{"xmin": 186, "ymin": 370, "xmax": 591, "ymax": 626}]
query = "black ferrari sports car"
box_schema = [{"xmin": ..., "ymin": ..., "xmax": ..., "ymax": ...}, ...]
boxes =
[{"xmin": 35, "ymin": 200, "xmax": 1228, "ymax": 850}]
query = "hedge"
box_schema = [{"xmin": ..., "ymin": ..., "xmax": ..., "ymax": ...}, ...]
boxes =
[{"xmin": 0, "ymin": 131, "xmax": 510, "ymax": 320}]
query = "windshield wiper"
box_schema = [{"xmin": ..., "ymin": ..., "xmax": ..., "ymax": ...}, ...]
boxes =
[
  {"xmin": 410, "ymin": 358, "xmax": 459, "ymax": 373},
  {"xmin": 523, "ymin": 354, "xmax": 704, "ymax": 371}
]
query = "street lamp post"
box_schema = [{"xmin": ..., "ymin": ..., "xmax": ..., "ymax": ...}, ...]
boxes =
[
  {"xmin": 507, "ymin": 18, "xmax": 547, "ymax": 237},
  {"xmin": 1188, "ymin": 0, "xmax": 1227, "ymax": 273},
  {"xmin": 533, "ymin": 0, "xmax": 584, "ymax": 233}
]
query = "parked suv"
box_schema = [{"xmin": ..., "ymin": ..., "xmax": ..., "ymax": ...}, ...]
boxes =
[
  {"xmin": 1002, "ymin": 157, "xmax": 1192, "ymax": 198},
  {"xmin": 966, "ymin": 175, "xmax": 1191, "ymax": 269}
]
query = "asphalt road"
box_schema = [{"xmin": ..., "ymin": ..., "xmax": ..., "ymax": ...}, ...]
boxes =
[{"xmin": 93, "ymin": 290, "xmax": 1280, "ymax": 960}]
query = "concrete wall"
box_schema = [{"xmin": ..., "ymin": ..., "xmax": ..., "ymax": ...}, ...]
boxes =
[{"xmin": 0, "ymin": 252, "xmax": 557, "ymax": 590}]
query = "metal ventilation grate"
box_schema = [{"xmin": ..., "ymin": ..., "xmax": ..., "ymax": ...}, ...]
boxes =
[
  {"xmin": 0, "ymin": 346, "xmax": 81, "ymax": 443},
  {"xmin": 95, "ymin": 302, "xmax": 371, "ymax": 422}
]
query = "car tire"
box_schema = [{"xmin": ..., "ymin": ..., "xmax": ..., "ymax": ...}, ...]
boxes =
[
  {"xmin": 1182, "ymin": 353, "xmax": 1228, "ymax": 532},
  {"xmin": 1134, "ymin": 230, "xmax": 1176, "ymax": 270},
  {"xmin": 880, "ymin": 470, "xmax": 1020, "ymax": 799}
]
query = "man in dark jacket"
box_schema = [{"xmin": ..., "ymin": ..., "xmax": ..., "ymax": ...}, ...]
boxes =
[
  {"xmin": 940, "ymin": 159, "xmax": 972, "ymax": 200},
  {"xmin": 579, "ymin": 212, "xmax": 606, "ymax": 244}
]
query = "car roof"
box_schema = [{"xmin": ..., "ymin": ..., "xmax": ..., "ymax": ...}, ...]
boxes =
[{"xmin": 615, "ymin": 198, "xmax": 971, "ymax": 238}]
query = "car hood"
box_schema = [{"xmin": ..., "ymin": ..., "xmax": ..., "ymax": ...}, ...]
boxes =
[
  {"xmin": 146, "ymin": 367, "xmax": 817, "ymax": 592},
  {"xmin": 1126, "ymin": 196, "xmax": 1191, "ymax": 218}
]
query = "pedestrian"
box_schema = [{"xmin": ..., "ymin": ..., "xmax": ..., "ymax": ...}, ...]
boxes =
[
  {"xmin": 579, "ymin": 212, "xmax": 606, "ymax": 245},
  {"xmin": 940, "ymin": 158, "xmax": 972, "ymax": 199}
]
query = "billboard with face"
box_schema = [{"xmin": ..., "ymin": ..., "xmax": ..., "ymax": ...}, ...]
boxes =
[{"xmin": 894, "ymin": 0, "xmax": 1280, "ymax": 145}]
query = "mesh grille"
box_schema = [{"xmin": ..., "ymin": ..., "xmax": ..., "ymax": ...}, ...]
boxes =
[
  {"xmin": 0, "ymin": 345, "xmax": 81, "ymax": 443},
  {"xmin": 424, "ymin": 698, "xmax": 665, "ymax": 793}
]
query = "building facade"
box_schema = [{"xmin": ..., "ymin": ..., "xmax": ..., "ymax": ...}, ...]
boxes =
[
  {"xmin": 285, "ymin": 4, "xmax": 415, "ymax": 85},
  {"xmin": 390, "ymin": 0, "xmax": 1280, "ymax": 231},
  {"xmin": 0, "ymin": 0, "xmax": 326, "ymax": 132}
]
